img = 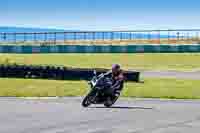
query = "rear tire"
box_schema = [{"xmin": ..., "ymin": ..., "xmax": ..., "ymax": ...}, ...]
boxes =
[
  {"xmin": 104, "ymin": 102, "xmax": 113, "ymax": 108},
  {"xmin": 104, "ymin": 96, "xmax": 119, "ymax": 108}
]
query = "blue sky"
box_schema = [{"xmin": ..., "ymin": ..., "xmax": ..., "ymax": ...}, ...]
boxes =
[{"xmin": 1, "ymin": 0, "xmax": 200, "ymax": 30}]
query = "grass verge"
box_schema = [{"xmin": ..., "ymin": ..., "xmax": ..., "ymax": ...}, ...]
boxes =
[
  {"xmin": 0, "ymin": 53, "xmax": 200, "ymax": 71},
  {"xmin": 0, "ymin": 78, "xmax": 200, "ymax": 99}
]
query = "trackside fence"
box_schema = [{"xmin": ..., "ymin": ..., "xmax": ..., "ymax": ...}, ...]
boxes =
[{"xmin": 1, "ymin": 29, "xmax": 200, "ymax": 45}]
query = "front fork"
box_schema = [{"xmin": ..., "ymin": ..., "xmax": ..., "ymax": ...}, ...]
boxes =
[{"xmin": 88, "ymin": 87, "xmax": 100, "ymax": 103}]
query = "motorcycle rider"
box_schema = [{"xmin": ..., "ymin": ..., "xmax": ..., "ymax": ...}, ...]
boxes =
[
  {"xmin": 82, "ymin": 64, "xmax": 124, "ymax": 107},
  {"xmin": 103, "ymin": 64, "xmax": 124, "ymax": 97}
]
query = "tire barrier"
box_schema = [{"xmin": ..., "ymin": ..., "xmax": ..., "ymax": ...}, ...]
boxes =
[
  {"xmin": 0, "ymin": 64, "xmax": 140, "ymax": 82},
  {"xmin": 0, "ymin": 44, "xmax": 200, "ymax": 53}
]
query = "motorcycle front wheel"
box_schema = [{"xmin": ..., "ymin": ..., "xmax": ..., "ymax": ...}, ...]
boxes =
[
  {"xmin": 82, "ymin": 89, "xmax": 98, "ymax": 107},
  {"xmin": 82, "ymin": 95, "xmax": 91, "ymax": 107}
]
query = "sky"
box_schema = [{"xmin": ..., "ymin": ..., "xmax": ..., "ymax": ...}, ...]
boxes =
[{"xmin": 0, "ymin": 0, "xmax": 200, "ymax": 30}]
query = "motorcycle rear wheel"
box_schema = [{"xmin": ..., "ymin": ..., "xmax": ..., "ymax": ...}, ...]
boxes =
[{"xmin": 104, "ymin": 96, "xmax": 119, "ymax": 108}]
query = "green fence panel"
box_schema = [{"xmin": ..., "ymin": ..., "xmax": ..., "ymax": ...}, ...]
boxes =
[{"xmin": 1, "ymin": 44, "xmax": 200, "ymax": 53}]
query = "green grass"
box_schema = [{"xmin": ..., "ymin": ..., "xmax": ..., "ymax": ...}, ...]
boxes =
[
  {"xmin": 0, "ymin": 78, "xmax": 87, "ymax": 97},
  {"xmin": 1, "ymin": 53, "xmax": 200, "ymax": 71},
  {"xmin": 0, "ymin": 78, "xmax": 200, "ymax": 99}
]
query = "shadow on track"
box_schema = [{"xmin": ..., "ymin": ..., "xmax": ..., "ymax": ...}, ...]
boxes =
[{"xmin": 88, "ymin": 106, "xmax": 153, "ymax": 110}]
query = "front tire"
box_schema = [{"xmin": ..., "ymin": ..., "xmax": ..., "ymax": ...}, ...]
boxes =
[
  {"xmin": 82, "ymin": 89, "xmax": 98, "ymax": 107},
  {"xmin": 82, "ymin": 95, "xmax": 92, "ymax": 107}
]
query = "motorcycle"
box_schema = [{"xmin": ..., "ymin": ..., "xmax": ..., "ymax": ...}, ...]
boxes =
[{"xmin": 82, "ymin": 70, "xmax": 120, "ymax": 108}]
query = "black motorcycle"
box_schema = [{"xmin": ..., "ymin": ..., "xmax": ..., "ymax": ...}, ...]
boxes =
[{"xmin": 82, "ymin": 71, "xmax": 120, "ymax": 108}]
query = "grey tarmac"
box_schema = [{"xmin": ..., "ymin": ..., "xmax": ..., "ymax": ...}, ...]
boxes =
[
  {"xmin": 142, "ymin": 70, "xmax": 200, "ymax": 80},
  {"xmin": 0, "ymin": 97, "xmax": 200, "ymax": 133}
]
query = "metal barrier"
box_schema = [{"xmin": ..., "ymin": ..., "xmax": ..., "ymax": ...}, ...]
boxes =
[
  {"xmin": 0, "ymin": 45, "xmax": 200, "ymax": 53},
  {"xmin": 1, "ymin": 29, "xmax": 200, "ymax": 45}
]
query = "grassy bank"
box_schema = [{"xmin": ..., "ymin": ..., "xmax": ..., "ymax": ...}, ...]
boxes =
[
  {"xmin": 0, "ymin": 78, "xmax": 200, "ymax": 99},
  {"xmin": 0, "ymin": 53, "xmax": 200, "ymax": 71}
]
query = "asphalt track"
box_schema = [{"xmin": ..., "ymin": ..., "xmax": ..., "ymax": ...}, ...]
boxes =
[
  {"xmin": 1, "ymin": 97, "xmax": 200, "ymax": 133},
  {"xmin": 142, "ymin": 70, "xmax": 200, "ymax": 80}
]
